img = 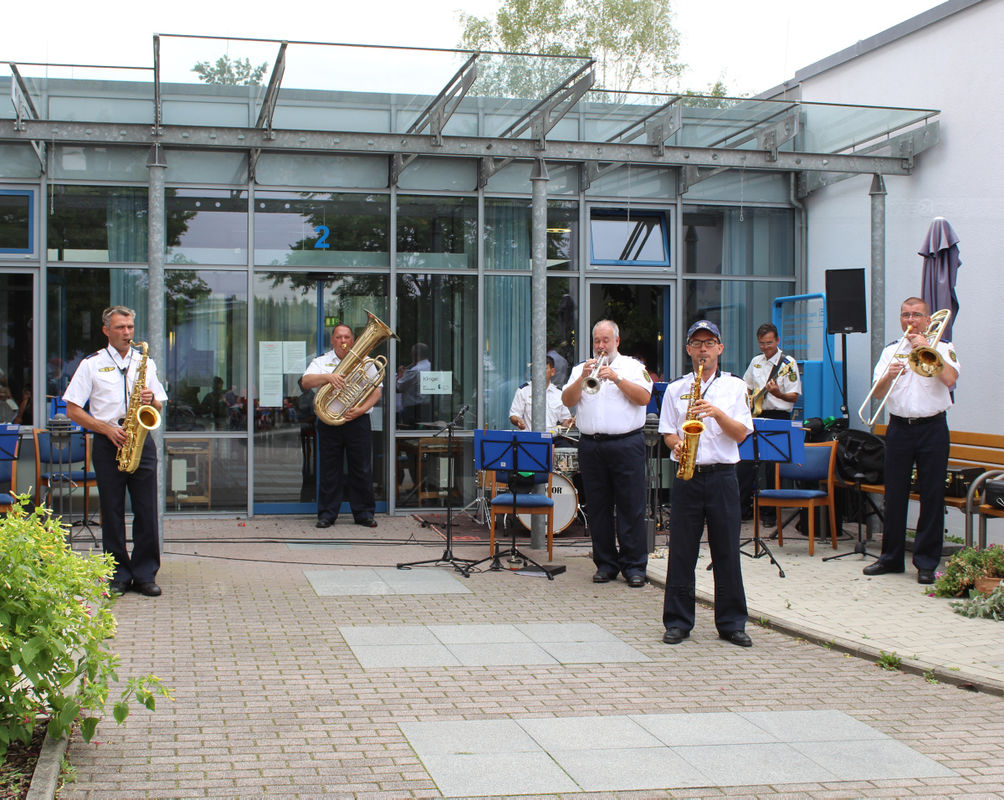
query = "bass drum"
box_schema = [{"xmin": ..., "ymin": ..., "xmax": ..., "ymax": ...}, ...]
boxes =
[{"xmin": 518, "ymin": 473, "xmax": 579, "ymax": 533}]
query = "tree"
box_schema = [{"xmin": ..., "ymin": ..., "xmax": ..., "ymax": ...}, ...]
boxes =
[
  {"xmin": 458, "ymin": 0, "xmax": 683, "ymax": 96},
  {"xmin": 192, "ymin": 55, "xmax": 267, "ymax": 86}
]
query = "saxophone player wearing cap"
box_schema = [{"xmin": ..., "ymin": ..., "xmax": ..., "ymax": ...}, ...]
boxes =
[
  {"xmin": 63, "ymin": 306, "xmax": 168, "ymax": 597},
  {"xmin": 301, "ymin": 324, "xmax": 381, "ymax": 530},
  {"xmin": 562, "ymin": 320, "xmax": 652, "ymax": 588},
  {"xmin": 659, "ymin": 320, "xmax": 753, "ymax": 648}
]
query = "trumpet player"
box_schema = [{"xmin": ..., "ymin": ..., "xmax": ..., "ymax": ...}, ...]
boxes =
[
  {"xmin": 562, "ymin": 320, "xmax": 652, "ymax": 587},
  {"xmin": 659, "ymin": 321, "xmax": 753, "ymax": 648},
  {"xmin": 862, "ymin": 297, "xmax": 960, "ymax": 585},
  {"xmin": 301, "ymin": 324, "xmax": 380, "ymax": 530}
]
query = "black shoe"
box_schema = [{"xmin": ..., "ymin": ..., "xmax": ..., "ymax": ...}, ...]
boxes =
[
  {"xmin": 134, "ymin": 581, "xmax": 162, "ymax": 597},
  {"xmin": 917, "ymin": 569, "xmax": 935, "ymax": 585},
  {"xmin": 719, "ymin": 630, "xmax": 753, "ymax": 648},
  {"xmin": 592, "ymin": 571, "xmax": 614, "ymax": 583},
  {"xmin": 355, "ymin": 517, "xmax": 377, "ymax": 528},
  {"xmin": 625, "ymin": 574, "xmax": 646, "ymax": 588},
  {"xmin": 863, "ymin": 562, "xmax": 904, "ymax": 576},
  {"xmin": 662, "ymin": 627, "xmax": 690, "ymax": 645},
  {"xmin": 316, "ymin": 518, "xmax": 334, "ymax": 529},
  {"xmin": 108, "ymin": 580, "xmax": 130, "ymax": 595}
]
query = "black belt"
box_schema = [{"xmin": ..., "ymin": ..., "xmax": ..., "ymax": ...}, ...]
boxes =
[
  {"xmin": 580, "ymin": 428, "xmax": 643, "ymax": 442},
  {"xmin": 693, "ymin": 463, "xmax": 736, "ymax": 473},
  {"xmin": 890, "ymin": 412, "xmax": 946, "ymax": 426}
]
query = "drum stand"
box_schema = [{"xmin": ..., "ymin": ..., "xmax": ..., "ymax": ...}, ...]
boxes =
[{"xmin": 397, "ymin": 406, "xmax": 478, "ymax": 576}]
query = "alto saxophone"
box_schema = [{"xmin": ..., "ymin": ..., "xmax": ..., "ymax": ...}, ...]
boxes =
[
  {"xmin": 117, "ymin": 341, "xmax": 162, "ymax": 473},
  {"xmin": 676, "ymin": 359, "xmax": 706, "ymax": 481}
]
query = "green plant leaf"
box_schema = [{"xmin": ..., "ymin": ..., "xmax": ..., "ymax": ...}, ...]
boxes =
[
  {"xmin": 113, "ymin": 701, "xmax": 130, "ymax": 724},
  {"xmin": 80, "ymin": 716, "xmax": 99, "ymax": 742}
]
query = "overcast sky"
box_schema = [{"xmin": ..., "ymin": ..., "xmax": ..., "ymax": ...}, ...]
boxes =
[{"xmin": 4, "ymin": 0, "xmax": 945, "ymax": 96}]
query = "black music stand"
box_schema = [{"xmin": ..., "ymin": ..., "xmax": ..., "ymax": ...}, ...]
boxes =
[
  {"xmin": 737, "ymin": 418, "xmax": 805, "ymax": 578},
  {"xmin": 46, "ymin": 414, "xmax": 98, "ymax": 546},
  {"xmin": 397, "ymin": 405, "xmax": 477, "ymax": 576},
  {"xmin": 462, "ymin": 429, "xmax": 559, "ymax": 580},
  {"xmin": 823, "ymin": 472, "xmax": 880, "ymax": 562}
]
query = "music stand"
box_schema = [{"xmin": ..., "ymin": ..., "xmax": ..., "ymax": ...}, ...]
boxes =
[
  {"xmin": 396, "ymin": 405, "xmax": 478, "ymax": 576},
  {"xmin": 823, "ymin": 471, "xmax": 881, "ymax": 562},
  {"xmin": 46, "ymin": 414, "xmax": 98, "ymax": 546},
  {"xmin": 737, "ymin": 418, "xmax": 805, "ymax": 578},
  {"xmin": 462, "ymin": 429, "xmax": 558, "ymax": 580}
]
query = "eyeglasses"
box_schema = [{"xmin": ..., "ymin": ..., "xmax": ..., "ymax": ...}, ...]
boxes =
[
  {"xmin": 900, "ymin": 312, "xmax": 928, "ymax": 319},
  {"xmin": 687, "ymin": 338, "xmax": 720, "ymax": 348}
]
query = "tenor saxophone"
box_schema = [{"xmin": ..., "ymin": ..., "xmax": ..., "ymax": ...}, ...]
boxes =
[
  {"xmin": 676, "ymin": 359, "xmax": 706, "ymax": 481},
  {"xmin": 116, "ymin": 341, "xmax": 162, "ymax": 473}
]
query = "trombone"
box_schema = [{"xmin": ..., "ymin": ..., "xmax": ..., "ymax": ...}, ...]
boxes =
[
  {"xmin": 858, "ymin": 308, "xmax": 952, "ymax": 426},
  {"xmin": 582, "ymin": 352, "xmax": 609, "ymax": 394}
]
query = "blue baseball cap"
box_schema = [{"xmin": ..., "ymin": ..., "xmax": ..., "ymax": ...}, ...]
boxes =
[{"xmin": 686, "ymin": 320, "xmax": 722, "ymax": 341}]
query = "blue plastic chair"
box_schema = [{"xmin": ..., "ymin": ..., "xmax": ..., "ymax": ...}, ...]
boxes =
[
  {"xmin": 474, "ymin": 429, "xmax": 555, "ymax": 561},
  {"xmin": 0, "ymin": 424, "xmax": 20, "ymax": 513},
  {"xmin": 32, "ymin": 428, "xmax": 98, "ymax": 518},
  {"xmin": 756, "ymin": 440, "xmax": 838, "ymax": 556}
]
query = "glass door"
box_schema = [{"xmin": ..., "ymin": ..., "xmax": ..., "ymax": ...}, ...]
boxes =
[
  {"xmin": 0, "ymin": 273, "xmax": 35, "ymax": 428},
  {"xmin": 586, "ymin": 281, "xmax": 672, "ymax": 381},
  {"xmin": 252, "ymin": 272, "xmax": 390, "ymax": 514}
]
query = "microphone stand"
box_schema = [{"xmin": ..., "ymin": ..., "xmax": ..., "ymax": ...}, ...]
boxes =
[{"xmin": 397, "ymin": 404, "xmax": 477, "ymax": 576}]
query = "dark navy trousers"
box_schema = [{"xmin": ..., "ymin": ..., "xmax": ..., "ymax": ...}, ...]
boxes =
[
  {"xmin": 577, "ymin": 431, "xmax": 648, "ymax": 578},
  {"xmin": 316, "ymin": 415, "xmax": 375, "ymax": 523},
  {"xmin": 91, "ymin": 434, "xmax": 161, "ymax": 584},
  {"xmin": 879, "ymin": 414, "xmax": 949, "ymax": 571},
  {"xmin": 664, "ymin": 466, "xmax": 747, "ymax": 634}
]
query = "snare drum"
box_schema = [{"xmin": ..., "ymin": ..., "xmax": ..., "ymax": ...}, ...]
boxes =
[
  {"xmin": 553, "ymin": 447, "xmax": 579, "ymax": 474},
  {"xmin": 518, "ymin": 473, "xmax": 579, "ymax": 533}
]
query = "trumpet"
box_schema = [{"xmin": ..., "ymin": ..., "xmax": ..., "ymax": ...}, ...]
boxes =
[
  {"xmin": 857, "ymin": 308, "xmax": 952, "ymax": 426},
  {"xmin": 582, "ymin": 352, "xmax": 609, "ymax": 395}
]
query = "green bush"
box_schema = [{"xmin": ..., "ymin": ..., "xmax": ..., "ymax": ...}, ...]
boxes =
[
  {"xmin": 0, "ymin": 495, "xmax": 171, "ymax": 758},
  {"xmin": 932, "ymin": 544, "xmax": 1004, "ymax": 598},
  {"xmin": 951, "ymin": 584, "xmax": 1004, "ymax": 620}
]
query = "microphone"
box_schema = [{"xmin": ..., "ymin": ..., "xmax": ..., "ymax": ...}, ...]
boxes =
[{"xmin": 457, "ymin": 403, "xmax": 470, "ymax": 416}]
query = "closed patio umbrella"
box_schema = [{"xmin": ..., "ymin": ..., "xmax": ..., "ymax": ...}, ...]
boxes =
[{"xmin": 919, "ymin": 216, "xmax": 961, "ymax": 341}]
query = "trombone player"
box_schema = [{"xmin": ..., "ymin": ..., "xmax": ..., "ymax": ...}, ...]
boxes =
[
  {"xmin": 301, "ymin": 324, "xmax": 381, "ymax": 529},
  {"xmin": 862, "ymin": 297, "xmax": 960, "ymax": 584}
]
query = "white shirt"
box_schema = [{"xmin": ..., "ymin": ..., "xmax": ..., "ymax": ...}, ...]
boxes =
[
  {"xmin": 873, "ymin": 339, "xmax": 960, "ymax": 418},
  {"xmin": 743, "ymin": 350, "xmax": 802, "ymax": 413},
  {"xmin": 659, "ymin": 370, "xmax": 753, "ymax": 465},
  {"xmin": 303, "ymin": 349, "xmax": 378, "ymax": 415},
  {"xmin": 509, "ymin": 382, "xmax": 570, "ymax": 431},
  {"xmin": 564, "ymin": 353, "xmax": 653, "ymax": 435},
  {"xmin": 63, "ymin": 346, "xmax": 168, "ymax": 424}
]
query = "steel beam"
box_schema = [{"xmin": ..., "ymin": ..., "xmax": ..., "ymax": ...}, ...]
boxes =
[
  {"xmin": 8, "ymin": 63, "xmax": 46, "ymax": 170},
  {"xmin": 0, "ymin": 118, "xmax": 921, "ymax": 176},
  {"xmin": 249, "ymin": 41, "xmax": 288, "ymax": 182}
]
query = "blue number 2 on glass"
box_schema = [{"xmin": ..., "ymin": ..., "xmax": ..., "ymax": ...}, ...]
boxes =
[{"xmin": 314, "ymin": 225, "xmax": 330, "ymax": 249}]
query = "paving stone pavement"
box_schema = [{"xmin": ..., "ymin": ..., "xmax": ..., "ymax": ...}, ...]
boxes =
[{"xmin": 58, "ymin": 515, "xmax": 1004, "ymax": 799}]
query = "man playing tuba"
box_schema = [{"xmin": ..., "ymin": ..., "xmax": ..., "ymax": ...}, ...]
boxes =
[{"xmin": 300, "ymin": 324, "xmax": 381, "ymax": 529}]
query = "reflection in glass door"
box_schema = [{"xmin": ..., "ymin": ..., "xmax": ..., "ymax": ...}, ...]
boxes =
[
  {"xmin": 0, "ymin": 273, "xmax": 34, "ymax": 427},
  {"xmin": 587, "ymin": 282, "xmax": 671, "ymax": 381},
  {"xmin": 252, "ymin": 273, "xmax": 389, "ymax": 514}
]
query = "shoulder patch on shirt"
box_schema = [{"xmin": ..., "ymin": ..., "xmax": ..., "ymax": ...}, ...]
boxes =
[
  {"xmin": 98, "ymin": 366, "xmax": 117, "ymax": 373},
  {"xmin": 642, "ymin": 370, "xmax": 651, "ymax": 382},
  {"xmin": 948, "ymin": 349, "xmax": 957, "ymax": 362}
]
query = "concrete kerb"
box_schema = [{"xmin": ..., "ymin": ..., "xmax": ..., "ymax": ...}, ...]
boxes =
[{"xmin": 25, "ymin": 732, "xmax": 67, "ymax": 800}]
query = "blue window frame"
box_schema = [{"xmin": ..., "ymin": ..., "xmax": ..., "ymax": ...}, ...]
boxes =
[
  {"xmin": 0, "ymin": 190, "xmax": 34, "ymax": 255},
  {"xmin": 589, "ymin": 208, "xmax": 669, "ymax": 267}
]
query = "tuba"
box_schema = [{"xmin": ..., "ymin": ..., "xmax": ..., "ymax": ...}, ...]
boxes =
[
  {"xmin": 117, "ymin": 341, "xmax": 162, "ymax": 473},
  {"xmin": 676, "ymin": 359, "xmax": 706, "ymax": 481},
  {"xmin": 314, "ymin": 311, "xmax": 398, "ymax": 426}
]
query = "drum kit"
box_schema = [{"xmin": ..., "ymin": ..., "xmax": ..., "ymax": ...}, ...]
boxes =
[{"xmin": 463, "ymin": 424, "xmax": 588, "ymax": 534}]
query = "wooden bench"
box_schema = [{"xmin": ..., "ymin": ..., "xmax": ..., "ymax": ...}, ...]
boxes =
[{"xmin": 843, "ymin": 425, "xmax": 1004, "ymax": 545}]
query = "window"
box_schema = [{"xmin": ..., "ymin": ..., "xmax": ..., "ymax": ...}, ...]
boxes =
[
  {"xmin": 590, "ymin": 209, "xmax": 669, "ymax": 266},
  {"xmin": 396, "ymin": 195, "xmax": 476, "ymax": 269},
  {"xmin": 165, "ymin": 189, "xmax": 248, "ymax": 266},
  {"xmin": 47, "ymin": 186, "xmax": 148, "ymax": 263},
  {"xmin": 682, "ymin": 206, "xmax": 794, "ymax": 276},
  {"xmin": 0, "ymin": 190, "xmax": 33, "ymax": 255},
  {"xmin": 484, "ymin": 199, "xmax": 578, "ymax": 271}
]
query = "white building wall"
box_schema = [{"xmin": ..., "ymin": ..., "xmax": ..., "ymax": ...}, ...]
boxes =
[{"xmin": 799, "ymin": 0, "xmax": 1004, "ymax": 438}]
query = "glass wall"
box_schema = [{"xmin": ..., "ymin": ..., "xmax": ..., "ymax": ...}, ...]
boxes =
[
  {"xmin": 165, "ymin": 269, "xmax": 248, "ymax": 433},
  {"xmin": 395, "ymin": 273, "xmax": 476, "ymax": 509},
  {"xmin": 0, "ymin": 274, "xmax": 33, "ymax": 426},
  {"xmin": 396, "ymin": 195, "xmax": 477, "ymax": 270},
  {"xmin": 0, "ymin": 190, "xmax": 33, "ymax": 254},
  {"xmin": 165, "ymin": 189, "xmax": 248, "ymax": 266},
  {"xmin": 47, "ymin": 186, "xmax": 148, "ymax": 263},
  {"xmin": 682, "ymin": 205, "xmax": 793, "ymax": 277},
  {"xmin": 46, "ymin": 267, "xmax": 150, "ymax": 398},
  {"xmin": 484, "ymin": 199, "xmax": 578, "ymax": 271},
  {"xmin": 254, "ymin": 191, "xmax": 389, "ymax": 267}
]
